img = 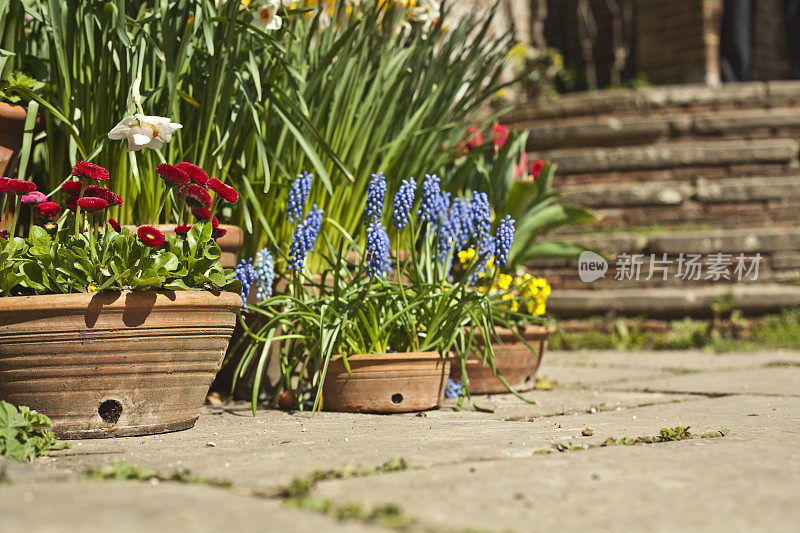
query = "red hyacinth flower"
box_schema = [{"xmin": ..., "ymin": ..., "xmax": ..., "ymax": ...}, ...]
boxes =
[
  {"xmin": 173, "ymin": 225, "xmax": 191, "ymax": 238},
  {"xmin": 85, "ymin": 185, "xmax": 123, "ymax": 206},
  {"xmin": 76, "ymin": 197, "xmax": 109, "ymax": 210},
  {"xmin": 66, "ymin": 195, "xmax": 79, "ymax": 211},
  {"xmin": 208, "ymin": 178, "xmax": 238, "ymax": 204},
  {"xmin": 465, "ymin": 125, "xmax": 483, "ymax": 151},
  {"xmin": 183, "ymin": 184, "xmax": 212, "ymax": 209},
  {"xmin": 212, "ymin": 227, "xmax": 227, "ymax": 239},
  {"xmin": 7, "ymin": 179, "xmax": 36, "ymax": 195},
  {"xmin": 35, "ymin": 201, "xmax": 62, "ymax": 219},
  {"xmin": 72, "ymin": 161, "xmax": 109, "ymax": 181},
  {"xmin": 137, "ymin": 225, "xmax": 166, "ymax": 247},
  {"xmin": 490, "ymin": 123, "xmax": 509, "ymax": 152},
  {"xmin": 192, "ymin": 208, "xmax": 211, "ymax": 221},
  {"xmin": 156, "ymin": 163, "xmax": 190, "ymax": 187},
  {"xmin": 530, "ymin": 159, "xmax": 545, "ymax": 179},
  {"xmin": 108, "ymin": 218, "xmax": 122, "ymax": 232},
  {"xmin": 175, "ymin": 162, "xmax": 209, "ymax": 187},
  {"xmin": 62, "ymin": 180, "xmax": 84, "ymax": 194}
]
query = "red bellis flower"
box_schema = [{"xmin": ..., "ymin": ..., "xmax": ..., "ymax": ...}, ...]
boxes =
[
  {"xmin": 35, "ymin": 201, "xmax": 62, "ymax": 219},
  {"xmin": 156, "ymin": 163, "xmax": 190, "ymax": 187},
  {"xmin": 207, "ymin": 178, "xmax": 239, "ymax": 204},
  {"xmin": 175, "ymin": 162, "xmax": 209, "ymax": 187},
  {"xmin": 77, "ymin": 197, "xmax": 109, "ymax": 210},
  {"xmin": 62, "ymin": 180, "xmax": 84, "ymax": 194},
  {"xmin": 183, "ymin": 184, "xmax": 212, "ymax": 209},
  {"xmin": 72, "ymin": 161, "xmax": 109, "ymax": 181},
  {"xmin": 137, "ymin": 225, "xmax": 166, "ymax": 247},
  {"xmin": 108, "ymin": 218, "xmax": 122, "ymax": 232}
]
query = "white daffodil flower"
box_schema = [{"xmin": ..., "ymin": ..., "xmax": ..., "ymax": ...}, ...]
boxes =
[
  {"xmin": 410, "ymin": 0, "xmax": 440, "ymax": 30},
  {"xmin": 107, "ymin": 114, "xmax": 183, "ymax": 152},
  {"xmin": 252, "ymin": 0, "xmax": 283, "ymax": 31}
]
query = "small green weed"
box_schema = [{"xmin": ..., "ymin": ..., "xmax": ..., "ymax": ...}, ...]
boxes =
[
  {"xmin": 0, "ymin": 401, "xmax": 69, "ymax": 463},
  {"xmin": 86, "ymin": 459, "xmax": 231, "ymax": 488}
]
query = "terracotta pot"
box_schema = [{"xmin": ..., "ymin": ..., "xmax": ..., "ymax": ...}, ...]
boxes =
[
  {"xmin": 0, "ymin": 102, "xmax": 27, "ymax": 178},
  {"xmin": 0, "ymin": 290, "xmax": 241, "ymax": 439},
  {"xmin": 123, "ymin": 224, "xmax": 243, "ymax": 268},
  {"xmin": 452, "ymin": 325, "xmax": 555, "ymax": 394},
  {"xmin": 322, "ymin": 352, "xmax": 450, "ymax": 413}
]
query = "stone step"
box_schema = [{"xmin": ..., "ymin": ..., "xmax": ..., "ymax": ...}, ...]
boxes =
[
  {"xmin": 535, "ymin": 138, "xmax": 799, "ymax": 175},
  {"xmin": 525, "ymin": 108, "xmax": 800, "ymax": 151},
  {"xmin": 548, "ymin": 284, "xmax": 800, "ymax": 318},
  {"xmin": 510, "ymin": 80, "xmax": 800, "ymax": 122}
]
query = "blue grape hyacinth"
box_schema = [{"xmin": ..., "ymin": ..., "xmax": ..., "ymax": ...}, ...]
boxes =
[
  {"xmin": 254, "ymin": 247, "xmax": 275, "ymax": 300},
  {"xmin": 494, "ymin": 215, "xmax": 516, "ymax": 268},
  {"xmin": 468, "ymin": 235, "xmax": 495, "ymax": 284},
  {"xmin": 287, "ymin": 171, "xmax": 312, "ymax": 224},
  {"xmin": 234, "ymin": 258, "xmax": 256, "ymax": 310},
  {"xmin": 470, "ymin": 191, "xmax": 491, "ymax": 241},
  {"xmin": 444, "ymin": 378, "xmax": 462, "ymax": 399},
  {"xmin": 364, "ymin": 172, "xmax": 387, "ymax": 222},
  {"xmin": 417, "ymin": 174, "xmax": 444, "ymax": 224},
  {"xmin": 449, "ymin": 197, "xmax": 473, "ymax": 251},
  {"xmin": 392, "ymin": 177, "xmax": 416, "ymax": 229},
  {"xmin": 365, "ymin": 219, "xmax": 391, "ymax": 278},
  {"xmin": 304, "ymin": 204, "xmax": 324, "ymax": 253}
]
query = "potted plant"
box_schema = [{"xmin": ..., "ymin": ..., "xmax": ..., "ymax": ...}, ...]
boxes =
[
  {"xmin": 231, "ymin": 171, "xmax": 533, "ymax": 413},
  {"xmin": 0, "ymin": 149, "xmax": 242, "ymax": 438}
]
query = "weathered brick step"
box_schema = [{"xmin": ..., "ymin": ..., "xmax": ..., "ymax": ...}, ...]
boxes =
[
  {"xmin": 560, "ymin": 176, "xmax": 800, "ymax": 208},
  {"xmin": 509, "ymin": 80, "xmax": 800, "ymax": 122},
  {"xmin": 536, "ymin": 139, "xmax": 799, "ymax": 175},
  {"xmin": 548, "ymin": 284, "xmax": 800, "ymax": 318},
  {"xmin": 526, "ymin": 108, "xmax": 800, "ymax": 150}
]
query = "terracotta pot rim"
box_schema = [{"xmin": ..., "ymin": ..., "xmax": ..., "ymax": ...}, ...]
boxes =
[
  {"xmin": 329, "ymin": 351, "xmax": 451, "ymax": 362},
  {"xmin": 0, "ymin": 289, "xmax": 242, "ymax": 314},
  {"xmin": 0, "ymin": 101, "xmax": 28, "ymax": 120}
]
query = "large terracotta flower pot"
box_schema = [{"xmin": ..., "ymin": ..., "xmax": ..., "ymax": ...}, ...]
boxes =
[
  {"xmin": 0, "ymin": 102, "xmax": 27, "ymax": 178},
  {"xmin": 124, "ymin": 224, "xmax": 243, "ymax": 268},
  {"xmin": 0, "ymin": 290, "xmax": 241, "ymax": 439},
  {"xmin": 451, "ymin": 324, "xmax": 555, "ymax": 394},
  {"xmin": 321, "ymin": 352, "xmax": 450, "ymax": 413}
]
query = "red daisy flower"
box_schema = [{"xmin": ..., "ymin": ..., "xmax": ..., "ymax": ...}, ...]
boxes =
[
  {"xmin": 21, "ymin": 191, "xmax": 48, "ymax": 204},
  {"xmin": 530, "ymin": 159, "xmax": 545, "ymax": 179},
  {"xmin": 0, "ymin": 230, "xmax": 8, "ymax": 239},
  {"xmin": 108, "ymin": 218, "xmax": 121, "ymax": 232},
  {"xmin": 76, "ymin": 197, "xmax": 109, "ymax": 210},
  {"xmin": 175, "ymin": 162, "xmax": 209, "ymax": 187},
  {"xmin": 173, "ymin": 225, "xmax": 191, "ymax": 238},
  {"xmin": 211, "ymin": 216, "xmax": 219, "ymax": 228},
  {"xmin": 212, "ymin": 227, "xmax": 227, "ymax": 239},
  {"xmin": 62, "ymin": 180, "xmax": 84, "ymax": 194},
  {"xmin": 208, "ymin": 178, "xmax": 238, "ymax": 204},
  {"xmin": 66, "ymin": 195, "xmax": 79, "ymax": 211},
  {"xmin": 72, "ymin": 161, "xmax": 109, "ymax": 181},
  {"xmin": 183, "ymin": 184, "xmax": 212, "ymax": 209},
  {"xmin": 0, "ymin": 177, "xmax": 11, "ymax": 194},
  {"xmin": 35, "ymin": 201, "xmax": 62, "ymax": 219},
  {"xmin": 137, "ymin": 225, "xmax": 165, "ymax": 247},
  {"xmin": 192, "ymin": 208, "xmax": 211, "ymax": 221},
  {"xmin": 85, "ymin": 185, "xmax": 123, "ymax": 206},
  {"xmin": 7, "ymin": 179, "xmax": 36, "ymax": 195},
  {"xmin": 156, "ymin": 163, "xmax": 190, "ymax": 187}
]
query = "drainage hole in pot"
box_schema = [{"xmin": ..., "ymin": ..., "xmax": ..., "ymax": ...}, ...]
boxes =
[
  {"xmin": 524, "ymin": 375, "xmax": 533, "ymax": 384},
  {"xmin": 98, "ymin": 400, "xmax": 123, "ymax": 423},
  {"xmin": 391, "ymin": 393, "xmax": 404, "ymax": 404}
]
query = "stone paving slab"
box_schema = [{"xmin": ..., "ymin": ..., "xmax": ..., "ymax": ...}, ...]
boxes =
[
  {"xmin": 611, "ymin": 367, "xmax": 800, "ymax": 397},
  {"xmin": 314, "ymin": 438, "xmax": 800, "ymax": 533},
  {"xmin": 0, "ymin": 481, "xmax": 382, "ymax": 533},
  {"xmin": 545, "ymin": 349, "xmax": 800, "ymax": 371},
  {"xmin": 535, "ymin": 366, "xmax": 671, "ymax": 388}
]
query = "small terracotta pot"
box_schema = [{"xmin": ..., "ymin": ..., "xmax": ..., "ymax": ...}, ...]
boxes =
[
  {"xmin": 0, "ymin": 290, "xmax": 241, "ymax": 438},
  {"xmin": 452, "ymin": 325, "xmax": 555, "ymax": 394},
  {"xmin": 0, "ymin": 102, "xmax": 28, "ymax": 178},
  {"xmin": 321, "ymin": 352, "xmax": 450, "ymax": 413},
  {"xmin": 123, "ymin": 224, "xmax": 243, "ymax": 268}
]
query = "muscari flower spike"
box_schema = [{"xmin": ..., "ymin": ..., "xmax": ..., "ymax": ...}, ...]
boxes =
[
  {"xmin": 254, "ymin": 247, "xmax": 275, "ymax": 300},
  {"xmin": 391, "ymin": 177, "xmax": 416, "ymax": 229},
  {"xmin": 494, "ymin": 215, "xmax": 516, "ymax": 268},
  {"xmin": 234, "ymin": 258, "xmax": 257, "ymax": 310},
  {"xmin": 470, "ymin": 191, "xmax": 491, "ymax": 241},
  {"xmin": 449, "ymin": 196, "xmax": 473, "ymax": 251},
  {"xmin": 364, "ymin": 171, "xmax": 387, "ymax": 222},
  {"xmin": 365, "ymin": 219, "xmax": 391, "ymax": 278},
  {"xmin": 417, "ymin": 174, "xmax": 444, "ymax": 224},
  {"xmin": 288, "ymin": 205, "xmax": 324, "ymax": 272},
  {"xmin": 468, "ymin": 235, "xmax": 495, "ymax": 285},
  {"xmin": 287, "ymin": 171, "xmax": 312, "ymax": 224},
  {"xmin": 444, "ymin": 378, "xmax": 462, "ymax": 399}
]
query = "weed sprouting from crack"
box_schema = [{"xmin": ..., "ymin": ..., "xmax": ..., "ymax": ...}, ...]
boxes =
[
  {"xmin": 85, "ymin": 459, "xmax": 232, "ymax": 488},
  {"xmin": 544, "ymin": 427, "xmax": 731, "ymax": 454}
]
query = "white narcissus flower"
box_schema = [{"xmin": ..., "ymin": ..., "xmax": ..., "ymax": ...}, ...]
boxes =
[
  {"xmin": 107, "ymin": 114, "xmax": 183, "ymax": 152},
  {"xmin": 410, "ymin": 0, "xmax": 440, "ymax": 29},
  {"xmin": 252, "ymin": 0, "xmax": 283, "ymax": 31}
]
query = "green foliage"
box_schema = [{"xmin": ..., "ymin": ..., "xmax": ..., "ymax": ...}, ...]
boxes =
[
  {"xmin": 0, "ymin": 401, "xmax": 68, "ymax": 463},
  {"xmin": 0, "ymin": 222, "xmax": 239, "ymax": 296},
  {"xmin": 86, "ymin": 459, "xmax": 232, "ymax": 488}
]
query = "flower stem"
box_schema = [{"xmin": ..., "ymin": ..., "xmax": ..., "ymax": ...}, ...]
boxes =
[
  {"xmin": 9, "ymin": 197, "xmax": 21, "ymax": 238},
  {"xmin": 154, "ymin": 190, "xmax": 169, "ymax": 224}
]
